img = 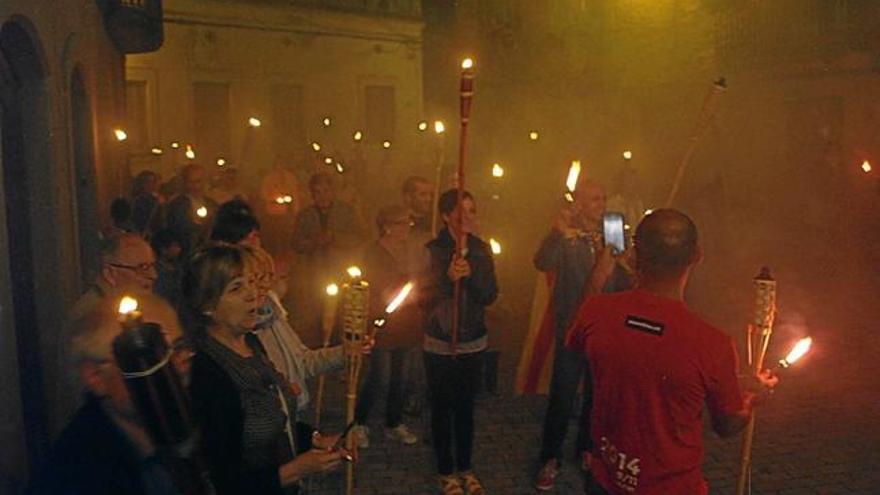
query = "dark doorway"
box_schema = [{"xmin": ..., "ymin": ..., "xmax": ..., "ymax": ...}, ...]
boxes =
[
  {"xmin": 0, "ymin": 19, "xmax": 51, "ymax": 475},
  {"xmin": 71, "ymin": 68, "xmax": 100, "ymax": 288}
]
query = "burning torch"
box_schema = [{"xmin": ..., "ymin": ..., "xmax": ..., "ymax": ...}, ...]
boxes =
[
  {"xmin": 114, "ymin": 296, "xmax": 215, "ymax": 494},
  {"xmin": 340, "ymin": 266, "xmax": 369, "ymax": 495},
  {"xmin": 451, "ymin": 57, "xmax": 475, "ymax": 356},
  {"xmin": 313, "ymin": 282, "xmax": 339, "ymax": 427}
]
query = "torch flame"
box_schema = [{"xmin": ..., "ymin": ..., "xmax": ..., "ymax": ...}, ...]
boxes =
[
  {"xmin": 780, "ymin": 337, "xmax": 812, "ymax": 367},
  {"xmin": 644, "ymin": 209, "xmax": 654, "ymax": 216},
  {"xmin": 622, "ymin": 150, "xmax": 633, "ymax": 160},
  {"xmin": 346, "ymin": 266, "xmax": 362, "ymax": 279},
  {"xmin": 311, "ymin": 142, "xmax": 322, "ymax": 152},
  {"xmin": 385, "ymin": 281, "xmax": 414, "ymax": 314},
  {"xmin": 566, "ymin": 160, "xmax": 582, "ymax": 193},
  {"xmin": 325, "ymin": 283, "xmax": 339, "ymax": 296},
  {"xmin": 862, "ymin": 160, "xmax": 872, "ymax": 173},
  {"xmin": 185, "ymin": 145, "xmax": 196, "ymax": 160},
  {"xmin": 335, "ymin": 162, "xmax": 345, "ymax": 174},
  {"xmin": 275, "ymin": 196, "xmax": 286, "ymax": 205},
  {"xmin": 461, "ymin": 58, "xmax": 474, "ymax": 70},
  {"xmin": 324, "ymin": 157, "xmax": 334, "ymax": 165},
  {"xmin": 114, "ymin": 129, "xmax": 128, "ymax": 142},
  {"xmin": 418, "ymin": 121, "xmax": 428, "ymax": 132},
  {"xmin": 382, "ymin": 140, "xmax": 392, "ymax": 149},
  {"xmin": 529, "ymin": 131, "xmax": 539, "ymax": 141},
  {"xmin": 283, "ymin": 195, "xmax": 292, "ymax": 203},
  {"xmin": 492, "ymin": 163, "xmax": 504, "ymax": 178},
  {"xmin": 196, "ymin": 206, "xmax": 208, "ymax": 218},
  {"xmin": 434, "ymin": 121, "xmax": 445, "ymax": 134},
  {"xmin": 248, "ymin": 117, "xmax": 262, "ymax": 127},
  {"xmin": 353, "ymin": 131, "xmax": 363, "ymax": 142},
  {"xmin": 322, "ymin": 117, "xmax": 331, "ymax": 127},
  {"xmin": 216, "ymin": 157, "xmax": 226, "ymax": 166},
  {"xmin": 170, "ymin": 141, "xmax": 180, "ymax": 149},
  {"xmin": 489, "ymin": 238, "xmax": 501, "ymax": 255},
  {"xmin": 151, "ymin": 147, "xmax": 163, "ymax": 155},
  {"xmin": 118, "ymin": 296, "xmax": 139, "ymax": 315}
]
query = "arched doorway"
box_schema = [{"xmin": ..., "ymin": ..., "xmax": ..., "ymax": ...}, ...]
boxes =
[
  {"xmin": 70, "ymin": 68, "xmax": 100, "ymax": 288},
  {"xmin": 0, "ymin": 18, "xmax": 51, "ymax": 481}
]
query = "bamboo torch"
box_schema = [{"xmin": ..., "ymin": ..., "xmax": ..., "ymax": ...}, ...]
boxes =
[
  {"xmin": 736, "ymin": 267, "xmax": 777, "ymax": 495},
  {"xmin": 340, "ymin": 267, "xmax": 369, "ymax": 495},
  {"xmin": 313, "ymin": 283, "xmax": 339, "ymax": 427},
  {"xmin": 451, "ymin": 57, "xmax": 475, "ymax": 356},
  {"xmin": 665, "ymin": 77, "xmax": 727, "ymax": 207}
]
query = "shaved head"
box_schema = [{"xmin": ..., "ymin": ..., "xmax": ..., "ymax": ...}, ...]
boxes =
[
  {"xmin": 634, "ymin": 209, "xmax": 699, "ymax": 279},
  {"xmin": 574, "ymin": 179, "xmax": 606, "ymax": 226}
]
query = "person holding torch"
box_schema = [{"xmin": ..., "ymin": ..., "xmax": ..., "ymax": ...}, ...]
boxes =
[
  {"xmin": 565, "ymin": 209, "xmax": 777, "ymax": 495},
  {"xmin": 423, "ymin": 189, "xmax": 497, "ymax": 495}
]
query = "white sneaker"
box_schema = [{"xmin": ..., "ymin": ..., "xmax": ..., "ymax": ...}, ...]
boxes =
[
  {"xmin": 352, "ymin": 424, "xmax": 370, "ymax": 449},
  {"xmin": 384, "ymin": 424, "xmax": 418, "ymax": 445}
]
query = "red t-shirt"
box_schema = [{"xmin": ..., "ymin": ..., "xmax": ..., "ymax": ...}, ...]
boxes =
[{"xmin": 566, "ymin": 289, "xmax": 744, "ymax": 495}]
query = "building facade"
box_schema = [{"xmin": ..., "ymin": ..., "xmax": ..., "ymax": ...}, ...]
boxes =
[
  {"xmin": 125, "ymin": 0, "xmax": 425, "ymax": 209},
  {"xmin": 0, "ymin": 1, "xmax": 162, "ymax": 492}
]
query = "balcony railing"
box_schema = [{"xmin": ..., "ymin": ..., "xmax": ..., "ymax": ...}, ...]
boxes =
[
  {"xmin": 285, "ymin": 0, "xmax": 421, "ymax": 20},
  {"xmin": 98, "ymin": 0, "xmax": 164, "ymax": 54}
]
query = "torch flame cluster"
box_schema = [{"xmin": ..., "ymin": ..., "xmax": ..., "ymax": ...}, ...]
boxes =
[{"xmin": 779, "ymin": 337, "xmax": 812, "ymax": 368}]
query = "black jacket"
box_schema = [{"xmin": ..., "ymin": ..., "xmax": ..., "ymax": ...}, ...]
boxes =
[{"xmin": 424, "ymin": 228, "xmax": 498, "ymax": 344}]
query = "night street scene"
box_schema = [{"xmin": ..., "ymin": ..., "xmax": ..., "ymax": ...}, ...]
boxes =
[{"xmin": 1, "ymin": 1, "xmax": 878, "ymax": 494}]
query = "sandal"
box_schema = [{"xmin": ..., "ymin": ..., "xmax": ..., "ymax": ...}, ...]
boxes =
[
  {"xmin": 439, "ymin": 474, "xmax": 464, "ymax": 495},
  {"xmin": 460, "ymin": 471, "xmax": 485, "ymax": 495}
]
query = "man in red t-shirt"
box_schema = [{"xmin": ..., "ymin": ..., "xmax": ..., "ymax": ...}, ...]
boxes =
[{"xmin": 566, "ymin": 209, "xmax": 776, "ymax": 495}]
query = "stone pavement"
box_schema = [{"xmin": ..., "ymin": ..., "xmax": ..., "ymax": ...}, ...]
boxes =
[{"xmin": 304, "ymin": 270, "xmax": 880, "ymax": 494}]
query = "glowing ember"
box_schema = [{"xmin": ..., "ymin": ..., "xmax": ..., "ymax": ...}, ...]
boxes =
[
  {"xmin": 566, "ymin": 160, "xmax": 582, "ymax": 193},
  {"xmin": 311, "ymin": 142, "xmax": 322, "ymax": 152},
  {"xmin": 779, "ymin": 337, "xmax": 812, "ymax": 368},
  {"xmin": 862, "ymin": 160, "xmax": 872, "ymax": 173},
  {"xmin": 118, "ymin": 296, "xmax": 139, "ymax": 315},
  {"xmin": 622, "ymin": 150, "xmax": 633, "ymax": 160},
  {"xmin": 248, "ymin": 117, "xmax": 262, "ymax": 127},
  {"xmin": 382, "ymin": 140, "xmax": 392, "ymax": 149},
  {"xmin": 346, "ymin": 266, "xmax": 362, "ymax": 279},
  {"xmin": 417, "ymin": 121, "xmax": 428, "ymax": 132},
  {"xmin": 353, "ymin": 131, "xmax": 363, "ymax": 142},
  {"xmin": 216, "ymin": 157, "xmax": 226, "ymax": 166},
  {"xmin": 529, "ymin": 131, "xmax": 539, "ymax": 141},
  {"xmin": 325, "ymin": 283, "xmax": 339, "ymax": 296},
  {"xmin": 185, "ymin": 145, "xmax": 196, "ymax": 160},
  {"xmin": 492, "ymin": 163, "xmax": 504, "ymax": 178},
  {"xmin": 196, "ymin": 206, "xmax": 208, "ymax": 218},
  {"xmin": 151, "ymin": 147, "xmax": 163, "ymax": 155},
  {"xmin": 461, "ymin": 58, "xmax": 474, "ymax": 70},
  {"xmin": 489, "ymin": 238, "xmax": 502, "ymax": 255},
  {"xmin": 385, "ymin": 281, "xmax": 414, "ymax": 314},
  {"xmin": 114, "ymin": 129, "xmax": 128, "ymax": 142},
  {"xmin": 434, "ymin": 121, "xmax": 445, "ymax": 134}
]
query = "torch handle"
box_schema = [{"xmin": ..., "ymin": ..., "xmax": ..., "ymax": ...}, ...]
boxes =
[{"xmin": 735, "ymin": 412, "xmax": 757, "ymax": 495}]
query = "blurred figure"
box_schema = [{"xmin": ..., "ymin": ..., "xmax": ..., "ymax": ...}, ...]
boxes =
[
  {"xmin": 351, "ymin": 205, "xmax": 425, "ymax": 449},
  {"xmin": 530, "ymin": 180, "xmax": 632, "ymax": 492},
  {"xmin": 210, "ymin": 199, "xmax": 261, "ymax": 248},
  {"xmin": 165, "ymin": 164, "xmax": 217, "ymax": 254},
  {"xmin": 131, "ymin": 170, "xmax": 163, "ymax": 237},
  {"xmin": 31, "ymin": 293, "xmax": 192, "ymax": 495},
  {"xmin": 290, "ymin": 173, "xmax": 366, "ymax": 340},
  {"xmin": 208, "ymin": 167, "xmax": 247, "ymax": 206},
  {"xmin": 423, "ymin": 189, "xmax": 497, "ymax": 495},
  {"xmin": 182, "ymin": 245, "xmax": 346, "ymax": 494},
  {"xmin": 259, "ymin": 158, "xmax": 301, "ymax": 256},
  {"xmin": 104, "ymin": 197, "xmax": 135, "ymax": 237},
  {"xmin": 566, "ymin": 210, "xmax": 777, "ymax": 495},
  {"xmin": 150, "ymin": 229, "xmax": 184, "ymax": 307},
  {"xmin": 402, "ymin": 176, "xmax": 435, "ymax": 238}
]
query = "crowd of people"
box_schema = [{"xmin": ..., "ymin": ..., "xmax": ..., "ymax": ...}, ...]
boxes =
[{"xmin": 28, "ymin": 158, "xmax": 778, "ymax": 495}]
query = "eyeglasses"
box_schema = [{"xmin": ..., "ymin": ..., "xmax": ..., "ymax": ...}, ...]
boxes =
[{"xmin": 107, "ymin": 261, "xmax": 156, "ymax": 273}]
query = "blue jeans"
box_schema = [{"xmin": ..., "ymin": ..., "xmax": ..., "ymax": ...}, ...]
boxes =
[
  {"xmin": 539, "ymin": 334, "xmax": 593, "ymax": 463},
  {"xmin": 355, "ymin": 348, "xmax": 408, "ymax": 427}
]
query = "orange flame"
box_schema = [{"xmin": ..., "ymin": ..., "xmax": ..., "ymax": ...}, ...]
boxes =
[
  {"xmin": 779, "ymin": 337, "xmax": 812, "ymax": 367},
  {"xmin": 385, "ymin": 281, "xmax": 414, "ymax": 314}
]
